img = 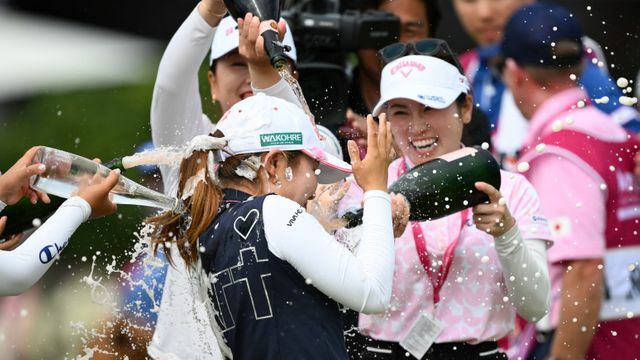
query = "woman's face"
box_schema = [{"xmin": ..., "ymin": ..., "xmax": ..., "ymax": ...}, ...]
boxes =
[
  {"xmin": 275, "ymin": 154, "xmax": 320, "ymax": 206},
  {"xmin": 208, "ymin": 51, "xmax": 253, "ymax": 113},
  {"xmin": 386, "ymin": 97, "xmax": 472, "ymax": 166}
]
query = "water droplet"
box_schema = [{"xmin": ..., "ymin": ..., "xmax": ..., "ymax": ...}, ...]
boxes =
[
  {"xmin": 595, "ymin": 96, "xmax": 609, "ymax": 104},
  {"xmin": 432, "ymin": 169, "xmax": 437, "ymax": 174},
  {"xmin": 627, "ymin": 311, "xmax": 634, "ymax": 319},
  {"xmin": 581, "ymin": 326, "xmax": 588, "ymax": 332},
  {"xmin": 517, "ymin": 162, "xmax": 530, "ymax": 173},
  {"xmin": 20, "ymin": 309, "xmax": 29, "ymax": 318},
  {"xmin": 314, "ymin": 169, "xmax": 322, "ymax": 176},
  {"xmin": 551, "ymin": 120, "xmax": 563, "ymax": 132},
  {"xmin": 503, "ymin": 296, "xmax": 510, "ymax": 302},
  {"xmin": 57, "ymin": 110, "xmax": 62, "ymax": 116},
  {"xmin": 456, "ymin": 277, "xmax": 463, "ymax": 283},
  {"xmin": 463, "ymin": 200, "xmax": 469, "ymax": 206},
  {"xmin": 509, "ymin": 275, "xmax": 516, "ymax": 281},
  {"xmin": 611, "ymin": 330, "xmax": 618, "ymax": 336},
  {"xmin": 481, "ymin": 142, "xmax": 490, "ymax": 150},
  {"xmin": 617, "ymin": 77, "xmax": 629, "ymax": 88},
  {"xmin": 498, "ymin": 198, "xmax": 507, "ymax": 206},
  {"xmin": 199, "ymin": 246, "xmax": 206, "ymax": 253},
  {"xmin": 569, "ymin": 74, "xmax": 577, "ymax": 81},
  {"xmin": 600, "ymin": 183, "xmax": 607, "ymax": 190},
  {"xmin": 81, "ymin": 256, "xmax": 87, "ymax": 262},
  {"xmin": 74, "ymin": 138, "xmax": 81, "ymax": 145},
  {"xmin": 576, "ymin": 202, "xmax": 582, "ymax": 208},
  {"xmin": 32, "ymin": 218, "xmax": 42, "ymax": 227},
  {"xmin": 609, "ymin": 165, "xmax": 616, "ymax": 172},
  {"xmin": 305, "ymin": 278, "xmax": 313, "ymax": 285},
  {"xmin": 577, "ymin": 100, "xmax": 586, "ymax": 108},
  {"xmin": 481, "ymin": 255, "xmax": 490, "ymax": 263},
  {"xmin": 535, "ymin": 143, "xmax": 546, "ymax": 153}
]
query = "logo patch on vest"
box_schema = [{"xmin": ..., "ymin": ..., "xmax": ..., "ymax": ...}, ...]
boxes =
[{"xmin": 260, "ymin": 132, "xmax": 303, "ymax": 147}]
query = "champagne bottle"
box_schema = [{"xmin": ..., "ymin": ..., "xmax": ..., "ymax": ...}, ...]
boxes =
[
  {"xmin": 223, "ymin": 0, "xmax": 288, "ymax": 69},
  {"xmin": 29, "ymin": 147, "xmax": 183, "ymax": 212},
  {"xmin": 104, "ymin": 157, "xmax": 127, "ymax": 172},
  {"xmin": 342, "ymin": 147, "xmax": 501, "ymax": 228}
]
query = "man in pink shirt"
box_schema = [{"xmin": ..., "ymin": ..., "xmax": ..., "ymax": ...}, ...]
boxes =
[{"xmin": 500, "ymin": 4, "xmax": 640, "ymax": 359}]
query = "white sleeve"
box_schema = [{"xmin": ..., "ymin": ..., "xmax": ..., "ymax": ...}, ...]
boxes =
[
  {"xmin": 263, "ymin": 191, "xmax": 394, "ymax": 314},
  {"xmin": 494, "ymin": 225, "xmax": 551, "ymax": 322},
  {"xmin": 0, "ymin": 199, "xmax": 6, "ymax": 213},
  {"xmin": 252, "ymin": 78, "xmax": 304, "ymax": 110},
  {"xmin": 150, "ymin": 6, "xmax": 216, "ymax": 194},
  {"xmin": 0, "ymin": 196, "xmax": 90, "ymax": 296}
]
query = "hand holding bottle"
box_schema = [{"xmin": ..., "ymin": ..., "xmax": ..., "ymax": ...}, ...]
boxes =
[
  {"xmin": 472, "ymin": 181, "xmax": 516, "ymax": 237},
  {"xmin": 76, "ymin": 169, "xmax": 120, "ymax": 219},
  {"xmin": 0, "ymin": 147, "xmax": 50, "ymax": 206},
  {"xmin": 238, "ymin": 13, "xmax": 289, "ymax": 89},
  {"xmin": 348, "ymin": 113, "xmax": 393, "ymax": 193}
]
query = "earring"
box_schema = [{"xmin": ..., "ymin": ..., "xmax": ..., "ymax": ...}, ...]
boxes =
[{"xmin": 284, "ymin": 167, "xmax": 293, "ymax": 182}]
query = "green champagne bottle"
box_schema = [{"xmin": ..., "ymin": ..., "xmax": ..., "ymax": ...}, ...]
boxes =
[{"xmin": 343, "ymin": 146, "xmax": 501, "ymax": 227}]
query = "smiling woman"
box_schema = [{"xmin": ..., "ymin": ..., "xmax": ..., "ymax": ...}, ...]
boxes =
[{"xmin": 334, "ymin": 46, "xmax": 553, "ymax": 360}]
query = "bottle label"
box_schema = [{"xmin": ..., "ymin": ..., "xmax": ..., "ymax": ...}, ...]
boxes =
[{"xmin": 438, "ymin": 147, "xmax": 477, "ymax": 162}]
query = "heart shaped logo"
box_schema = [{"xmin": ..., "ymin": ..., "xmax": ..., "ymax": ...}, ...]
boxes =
[{"xmin": 234, "ymin": 209, "xmax": 260, "ymax": 240}]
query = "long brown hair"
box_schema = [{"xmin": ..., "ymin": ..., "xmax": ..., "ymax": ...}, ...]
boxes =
[{"xmin": 146, "ymin": 139, "xmax": 305, "ymax": 268}]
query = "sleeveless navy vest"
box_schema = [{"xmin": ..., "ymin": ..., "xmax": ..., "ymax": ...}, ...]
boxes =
[{"xmin": 199, "ymin": 189, "xmax": 348, "ymax": 359}]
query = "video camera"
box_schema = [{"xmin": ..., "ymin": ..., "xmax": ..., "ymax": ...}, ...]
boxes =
[{"xmin": 282, "ymin": 0, "xmax": 400, "ymax": 128}]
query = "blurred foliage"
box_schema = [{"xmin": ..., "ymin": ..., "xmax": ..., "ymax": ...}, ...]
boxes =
[{"xmin": 0, "ymin": 61, "xmax": 220, "ymax": 273}]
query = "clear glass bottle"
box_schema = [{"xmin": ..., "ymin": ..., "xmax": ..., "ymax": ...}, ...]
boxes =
[{"xmin": 29, "ymin": 147, "xmax": 182, "ymax": 212}]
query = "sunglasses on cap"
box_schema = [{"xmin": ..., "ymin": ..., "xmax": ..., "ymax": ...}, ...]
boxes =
[{"xmin": 377, "ymin": 39, "xmax": 464, "ymax": 73}]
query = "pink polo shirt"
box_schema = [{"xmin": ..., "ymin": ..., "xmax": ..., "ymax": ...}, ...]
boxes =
[
  {"xmin": 339, "ymin": 158, "xmax": 552, "ymax": 343},
  {"xmin": 518, "ymin": 88, "xmax": 630, "ymax": 331}
]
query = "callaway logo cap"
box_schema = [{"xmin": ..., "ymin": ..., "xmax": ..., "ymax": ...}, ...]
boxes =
[
  {"xmin": 373, "ymin": 55, "xmax": 470, "ymax": 116},
  {"xmin": 210, "ymin": 16, "xmax": 297, "ymax": 65},
  {"xmin": 216, "ymin": 93, "xmax": 351, "ymax": 184}
]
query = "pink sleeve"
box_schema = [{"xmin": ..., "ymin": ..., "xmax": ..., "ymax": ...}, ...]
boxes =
[
  {"xmin": 501, "ymin": 172, "xmax": 553, "ymax": 244},
  {"xmin": 526, "ymin": 155, "xmax": 606, "ymax": 264}
]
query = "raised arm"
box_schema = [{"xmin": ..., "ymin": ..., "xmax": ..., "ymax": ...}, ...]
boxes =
[{"xmin": 150, "ymin": 0, "xmax": 226, "ymax": 150}]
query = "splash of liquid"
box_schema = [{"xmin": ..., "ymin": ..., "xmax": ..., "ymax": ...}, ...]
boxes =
[{"xmin": 278, "ymin": 69, "xmax": 322, "ymax": 138}]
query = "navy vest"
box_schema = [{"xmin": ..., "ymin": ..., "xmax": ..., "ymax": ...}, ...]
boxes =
[{"xmin": 199, "ymin": 189, "xmax": 348, "ymax": 359}]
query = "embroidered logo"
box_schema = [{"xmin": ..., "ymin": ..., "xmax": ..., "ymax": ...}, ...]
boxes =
[
  {"xmin": 389, "ymin": 60, "xmax": 426, "ymax": 78},
  {"xmin": 260, "ymin": 132, "xmax": 303, "ymax": 147}
]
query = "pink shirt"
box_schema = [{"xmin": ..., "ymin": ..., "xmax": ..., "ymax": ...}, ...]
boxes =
[
  {"xmin": 339, "ymin": 159, "xmax": 552, "ymax": 343},
  {"xmin": 519, "ymin": 88, "xmax": 629, "ymax": 330}
]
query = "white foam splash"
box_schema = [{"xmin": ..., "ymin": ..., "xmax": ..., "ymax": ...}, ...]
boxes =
[
  {"xmin": 182, "ymin": 168, "xmax": 207, "ymax": 200},
  {"xmin": 619, "ymin": 96, "xmax": 638, "ymax": 106},
  {"xmin": 235, "ymin": 156, "xmax": 262, "ymax": 181},
  {"xmin": 595, "ymin": 96, "xmax": 610, "ymax": 104},
  {"xmin": 122, "ymin": 147, "xmax": 183, "ymax": 169}
]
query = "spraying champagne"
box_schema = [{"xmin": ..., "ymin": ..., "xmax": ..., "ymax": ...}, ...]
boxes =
[{"xmin": 343, "ymin": 147, "xmax": 502, "ymax": 227}]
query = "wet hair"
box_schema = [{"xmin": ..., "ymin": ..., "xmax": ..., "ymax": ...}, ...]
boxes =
[{"xmin": 146, "ymin": 132, "xmax": 304, "ymax": 268}]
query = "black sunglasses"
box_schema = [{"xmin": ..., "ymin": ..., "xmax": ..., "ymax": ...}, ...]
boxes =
[{"xmin": 378, "ymin": 39, "xmax": 464, "ymax": 73}]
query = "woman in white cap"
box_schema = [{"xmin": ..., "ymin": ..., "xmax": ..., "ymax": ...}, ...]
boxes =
[
  {"xmin": 336, "ymin": 40, "xmax": 554, "ymax": 359},
  {"xmin": 147, "ymin": 93, "xmax": 395, "ymax": 359}
]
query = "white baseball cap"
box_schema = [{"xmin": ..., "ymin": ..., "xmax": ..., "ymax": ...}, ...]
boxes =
[
  {"xmin": 210, "ymin": 16, "xmax": 298, "ymax": 65},
  {"xmin": 216, "ymin": 93, "xmax": 351, "ymax": 184},
  {"xmin": 372, "ymin": 55, "xmax": 470, "ymax": 116}
]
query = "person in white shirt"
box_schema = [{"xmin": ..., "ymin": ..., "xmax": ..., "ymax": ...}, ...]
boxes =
[
  {"xmin": 0, "ymin": 146, "xmax": 119, "ymax": 296},
  {"xmin": 147, "ymin": 93, "xmax": 395, "ymax": 359}
]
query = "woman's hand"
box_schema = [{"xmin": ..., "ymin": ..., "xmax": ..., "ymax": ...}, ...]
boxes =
[
  {"xmin": 238, "ymin": 13, "xmax": 289, "ymax": 89},
  {"xmin": 198, "ymin": 0, "xmax": 228, "ymax": 27},
  {"xmin": 76, "ymin": 169, "xmax": 120, "ymax": 219},
  {"xmin": 390, "ymin": 193, "xmax": 410, "ymax": 237},
  {"xmin": 348, "ymin": 113, "xmax": 393, "ymax": 193},
  {"xmin": 472, "ymin": 181, "xmax": 516, "ymax": 237},
  {"xmin": 306, "ymin": 181, "xmax": 351, "ymax": 233},
  {"xmin": 0, "ymin": 147, "xmax": 50, "ymax": 206}
]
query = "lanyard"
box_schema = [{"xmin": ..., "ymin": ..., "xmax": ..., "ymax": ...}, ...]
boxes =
[{"xmin": 398, "ymin": 159, "xmax": 468, "ymax": 305}]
